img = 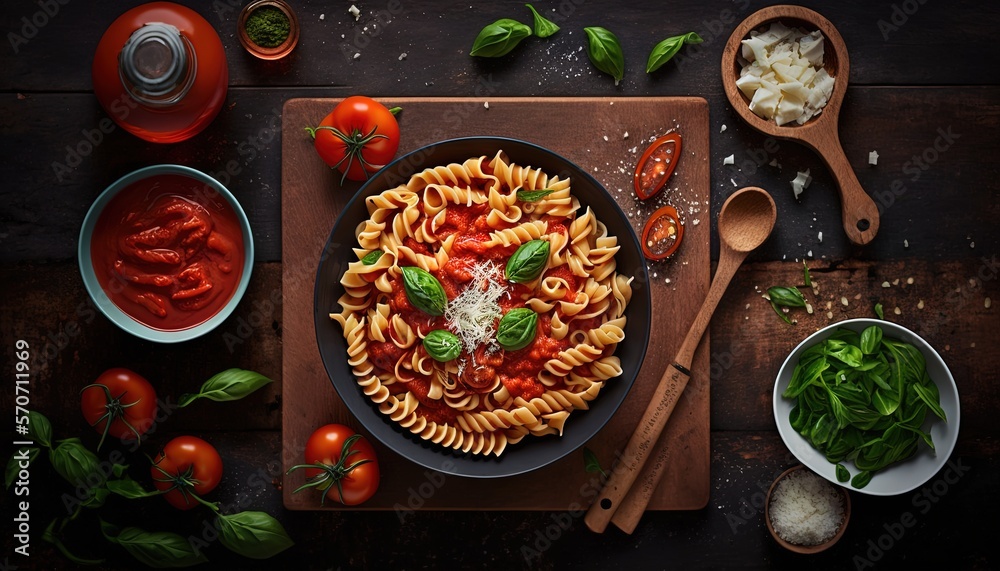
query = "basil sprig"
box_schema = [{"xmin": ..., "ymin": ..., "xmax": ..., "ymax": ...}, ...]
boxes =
[
  {"xmin": 645, "ymin": 32, "xmax": 703, "ymax": 73},
  {"xmin": 101, "ymin": 520, "xmax": 208, "ymax": 568},
  {"xmin": 361, "ymin": 249, "xmax": 383, "ymax": 265},
  {"xmin": 470, "ymin": 18, "xmax": 532, "ymax": 57},
  {"xmin": 497, "ymin": 308, "xmax": 538, "ymax": 351},
  {"xmin": 179, "ymin": 369, "xmax": 274, "ymax": 407},
  {"xmin": 50, "ymin": 438, "xmax": 102, "ymax": 488},
  {"xmin": 402, "ymin": 266, "xmax": 448, "ymax": 316},
  {"xmin": 783, "ymin": 325, "xmax": 947, "ymax": 489},
  {"xmin": 505, "ymin": 239, "xmax": 550, "ymax": 283},
  {"xmin": 584, "ymin": 27, "xmax": 625, "ymax": 85},
  {"xmin": 525, "ymin": 4, "xmax": 559, "ymax": 38},
  {"xmin": 516, "ymin": 189, "xmax": 555, "ymax": 202},
  {"xmin": 767, "ymin": 286, "xmax": 806, "ymax": 324},
  {"xmin": 28, "ymin": 409, "xmax": 53, "ymax": 447},
  {"xmin": 217, "ymin": 511, "xmax": 294, "ymax": 560},
  {"xmin": 423, "ymin": 330, "xmax": 462, "ymax": 362}
]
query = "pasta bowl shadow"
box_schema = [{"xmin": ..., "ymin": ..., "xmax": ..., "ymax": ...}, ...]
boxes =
[{"xmin": 314, "ymin": 137, "xmax": 652, "ymax": 478}]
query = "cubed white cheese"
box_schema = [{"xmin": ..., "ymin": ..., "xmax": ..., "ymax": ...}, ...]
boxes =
[
  {"xmin": 790, "ymin": 169, "xmax": 812, "ymax": 199},
  {"xmin": 749, "ymin": 79, "xmax": 782, "ymax": 119},
  {"xmin": 869, "ymin": 151, "xmax": 879, "ymax": 165},
  {"xmin": 798, "ymin": 31, "xmax": 825, "ymax": 66},
  {"xmin": 724, "ymin": 154, "xmax": 735, "ymax": 165}
]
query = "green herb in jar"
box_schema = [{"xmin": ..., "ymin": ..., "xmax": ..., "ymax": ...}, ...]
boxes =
[{"xmin": 245, "ymin": 6, "xmax": 290, "ymax": 48}]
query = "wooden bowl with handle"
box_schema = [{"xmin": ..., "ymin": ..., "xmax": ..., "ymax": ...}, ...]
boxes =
[{"xmin": 721, "ymin": 5, "xmax": 879, "ymax": 246}]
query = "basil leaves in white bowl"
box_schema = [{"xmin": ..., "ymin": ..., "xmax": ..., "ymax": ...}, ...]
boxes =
[{"xmin": 773, "ymin": 318, "xmax": 960, "ymax": 496}]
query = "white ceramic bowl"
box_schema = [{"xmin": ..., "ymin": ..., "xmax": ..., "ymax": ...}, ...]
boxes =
[{"xmin": 773, "ymin": 318, "xmax": 960, "ymax": 496}]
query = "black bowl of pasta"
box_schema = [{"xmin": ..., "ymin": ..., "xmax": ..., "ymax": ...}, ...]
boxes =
[{"xmin": 314, "ymin": 137, "xmax": 651, "ymax": 478}]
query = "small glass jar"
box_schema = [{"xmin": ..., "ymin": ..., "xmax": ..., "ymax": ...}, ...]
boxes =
[{"xmin": 238, "ymin": 0, "xmax": 299, "ymax": 60}]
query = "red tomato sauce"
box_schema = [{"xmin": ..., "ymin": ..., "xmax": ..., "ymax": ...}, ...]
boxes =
[{"xmin": 91, "ymin": 174, "xmax": 244, "ymax": 330}]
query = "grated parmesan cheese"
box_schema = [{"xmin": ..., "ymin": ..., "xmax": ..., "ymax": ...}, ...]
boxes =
[
  {"xmin": 769, "ymin": 469, "xmax": 845, "ymax": 546},
  {"xmin": 444, "ymin": 261, "xmax": 505, "ymax": 358}
]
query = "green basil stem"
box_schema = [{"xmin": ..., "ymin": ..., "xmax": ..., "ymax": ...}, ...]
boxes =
[
  {"xmin": 646, "ymin": 32, "xmax": 703, "ymax": 74},
  {"xmin": 470, "ymin": 18, "xmax": 532, "ymax": 57},
  {"xmin": 803, "ymin": 261, "xmax": 812, "ymax": 287},
  {"xmin": 525, "ymin": 4, "xmax": 559, "ymax": 38},
  {"xmin": 178, "ymin": 368, "xmax": 273, "ymax": 407},
  {"xmin": 584, "ymin": 27, "xmax": 625, "ymax": 85}
]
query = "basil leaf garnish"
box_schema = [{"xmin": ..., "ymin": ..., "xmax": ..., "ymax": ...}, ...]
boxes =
[
  {"xmin": 49, "ymin": 438, "xmax": 102, "ymax": 489},
  {"xmin": 505, "ymin": 240, "xmax": 550, "ymax": 283},
  {"xmin": 835, "ymin": 463, "xmax": 850, "ymax": 483},
  {"xmin": 178, "ymin": 369, "xmax": 273, "ymax": 407},
  {"xmin": 361, "ymin": 249, "xmax": 383, "ymax": 265},
  {"xmin": 217, "ymin": 511, "xmax": 294, "ymax": 560},
  {"xmin": 584, "ymin": 27, "xmax": 625, "ymax": 85},
  {"xmin": 516, "ymin": 189, "xmax": 555, "ymax": 202},
  {"xmin": 101, "ymin": 520, "xmax": 209, "ymax": 568},
  {"xmin": 525, "ymin": 4, "xmax": 559, "ymax": 38},
  {"xmin": 768, "ymin": 286, "xmax": 806, "ymax": 308},
  {"xmin": 401, "ymin": 267, "xmax": 448, "ymax": 316},
  {"xmin": 497, "ymin": 308, "xmax": 538, "ymax": 351},
  {"xmin": 470, "ymin": 18, "xmax": 532, "ymax": 57},
  {"xmin": 645, "ymin": 32, "xmax": 703, "ymax": 74},
  {"xmin": 423, "ymin": 330, "xmax": 462, "ymax": 362}
]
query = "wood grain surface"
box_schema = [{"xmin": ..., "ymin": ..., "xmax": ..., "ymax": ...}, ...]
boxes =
[{"xmin": 281, "ymin": 97, "xmax": 711, "ymax": 510}]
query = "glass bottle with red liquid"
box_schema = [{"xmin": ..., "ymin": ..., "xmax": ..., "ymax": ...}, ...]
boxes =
[{"xmin": 92, "ymin": 2, "xmax": 228, "ymax": 143}]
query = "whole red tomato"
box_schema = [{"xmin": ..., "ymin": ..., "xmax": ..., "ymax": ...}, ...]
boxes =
[
  {"xmin": 307, "ymin": 96, "xmax": 400, "ymax": 184},
  {"xmin": 80, "ymin": 368, "xmax": 157, "ymax": 449},
  {"xmin": 288, "ymin": 424, "xmax": 380, "ymax": 506},
  {"xmin": 151, "ymin": 436, "xmax": 224, "ymax": 510}
]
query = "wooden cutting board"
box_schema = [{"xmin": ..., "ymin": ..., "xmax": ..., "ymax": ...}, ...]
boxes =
[{"xmin": 281, "ymin": 97, "xmax": 710, "ymax": 511}]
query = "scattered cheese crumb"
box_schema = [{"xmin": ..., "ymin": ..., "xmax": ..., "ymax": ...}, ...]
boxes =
[
  {"xmin": 894, "ymin": 307, "xmax": 902, "ymax": 315},
  {"xmin": 603, "ymin": 135, "xmax": 608, "ymax": 142},
  {"xmin": 906, "ymin": 277, "xmax": 914, "ymax": 285},
  {"xmin": 841, "ymin": 297, "xmax": 849, "ymax": 306},
  {"xmin": 917, "ymin": 300, "xmax": 925, "ymax": 309},
  {"xmin": 818, "ymin": 231, "xmax": 823, "ymax": 242},
  {"xmin": 986, "ymin": 297, "xmax": 992, "ymax": 309},
  {"xmin": 826, "ymin": 311, "xmax": 834, "ymax": 319},
  {"xmin": 623, "ymin": 131, "xmax": 629, "ymax": 139},
  {"xmin": 349, "ymin": 4, "xmax": 361, "ymax": 20},
  {"xmin": 731, "ymin": 178, "xmax": 738, "ymax": 187},
  {"xmin": 881, "ymin": 281, "xmax": 891, "ymax": 288},
  {"xmin": 791, "ymin": 169, "xmax": 812, "ymax": 200},
  {"xmin": 720, "ymin": 124, "xmax": 728, "ymax": 133},
  {"xmin": 319, "ymin": 13, "xmax": 325, "ymax": 20},
  {"xmin": 353, "ymin": 52, "xmax": 361, "ymax": 60},
  {"xmin": 904, "ymin": 239, "xmax": 909, "ymax": 248},
  {"xmin": 484, "ymin": 101, "xmax": 489, "ymax": 109},
  {"xmin": 806, "ymin": 303, "xmax": 814, "ymax": 314},
  {"xmin": 868, "ymin": 150, "xmax": 879, "ymax": 165},
  {"xmin": 770, "ymin": 158, "xmax": 780, "ymax": 167},
  {"xmin": 398, "ymin": 52, "xmax": 407, "ymax": 61},
  {"xmin": 724, "ymin": 154, "xmax": 735, "ymax": 165}
]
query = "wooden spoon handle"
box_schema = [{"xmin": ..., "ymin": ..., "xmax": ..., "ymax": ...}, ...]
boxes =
[
  {"xmin": 611, "ymin": 424, "xmax": 679, "ymax": 534},
  {"xmin": 810, "ymin": 129, "xmax": 880, "ymax": 245},
  {"xmin": 583, "ymin": 363, "xmax": 691, "ymax": 533}
]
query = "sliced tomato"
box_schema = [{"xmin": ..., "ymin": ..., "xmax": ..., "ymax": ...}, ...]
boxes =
[
  {"xmin": 641, "ymin": 205, "xmax": 684, "ymax": 260},
  {"xmin": 634, "ymin": 132, "xmax": 682, "ymax": 200}
]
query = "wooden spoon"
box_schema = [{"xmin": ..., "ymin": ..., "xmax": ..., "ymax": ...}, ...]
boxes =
[
  {"xmin": 721, "ymin": 5, "xmax": 879, "ymax": 246},
  {"xmin": 584, "ymin": 187, "xmax": 777, "ymax": 533}
]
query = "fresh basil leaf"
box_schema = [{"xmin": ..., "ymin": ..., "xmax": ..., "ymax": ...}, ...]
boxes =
[
  {"xmin": 872, "ymin": 388, "xmax": 900, "ymax": 416},
  {"xmin": 874, "ymin": 302, "xmax": 884, "ymax": 319},
  {"xmin": 361, "ymin": 249, "xmax": 384, "ymax": 265},
  {"xmin": 912, "ymin": 383, "xmax": 947, "ymax": 421},
  {"xmin": 423, "ymin": 330, "xmax": 462, "ymax": 362},
  {"xmin": 107, "ymin": 476, "xmax": 162, "ymax": 499},
  {"xmin": 102, "ymin": 521, "xmax": 209, "ymax": 568},
  {"xmin": 583, "ymin": 447, "xmax": 607, "ymax": 478},
  {"xmin": 770, "ymin": 300, "xmax": 792, "ymax": 324},
  {"xmin": 470, "ymin": 18, "xmax": 532, "ymax": 57},
  {"xmin": 28, "ymin": 410, "xmax": 53, "ymax": 448},
  {"xmin": 835, "ymin": 464, "xmax": 850, "ymax": 483},
  {"xmin": 505, "ymin": 239, "xmax": 550, "ymax": 283},
  {"xmin": 860, "ymin": 326, "xmax": 883, "ymax": 356},
  {"xmin": 179, "ymin": 369, "xmax": 273, "ymax": 407},
  {"xmin": 401, "ymin": 266, "xmax": 448, "ymax": 316},
  {"xmin": 49, "ymin": 438, "xmax": 102, "ymax": 488},
  {"xmin": 645, "ymin": 32, "xmax": 703, "ymax": 73},
  {"xmin": 516, "ymin": 189, "xmax": 555, "ymax": 202},
  {"xmin": 525, "ymin": 4, "xmax": 559, "ymax": 38},
  {"xmin": 497, "ymin": 308, "xmax": 538, "ymax": 351},
  {"xmin": 584, "ymin": 27, "xmax": 625, "ymax": 85},
  {"xmin": 217, "ymin": 511, "xmax": 294, "ymax": 560},
  {"xmin": 5, "ymin": 447, "xmax": 39, "ymax": 489},
  {"xmin": 768, "ymin": 286, "xmax": 806, "ymax": 308}
]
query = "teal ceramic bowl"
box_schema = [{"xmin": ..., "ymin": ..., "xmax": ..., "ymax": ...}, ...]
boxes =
[{"xmin": 78, "ymin": 165, "xmax": 254, "ymax": 343}]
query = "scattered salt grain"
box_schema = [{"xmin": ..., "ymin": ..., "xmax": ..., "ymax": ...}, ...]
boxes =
[
  {"xmin": 623, "ymin": 131, "xmax": 629, "ymax": 139},
  {"xmin": 398, "ymin": 52, "xmax": 407, "ymax": 61},
  {"xmin": 720, "ymin": 124, "xmax": 727, "ymax": 133},
  {"xmin": 319, "ymin": 13, "xmax": 325, "ymax": 20},
  {"xmin": 868, "ymin": 150, "xmax": 879, "ymax": 165},
  {"xmin": 904, "ymin": 239, "xmax": 909, "ymax": 248},
  {"xmin": 353, "ymin": 52, "xmax": 361, "ymax": 60},
  {"xmin": 986, "ymin": 297, "xmax": 992, "ymax": 309},
  {"xmin": 483, "ymin": 101, "xmax": 489, "ymax": 109},
  {"xmin": 818, "ymin": 231, "xmax": 823, "ymax": 242},
  {"xmin": 769, "ymin": 469, "xmax": 845, "ymax": 546}
]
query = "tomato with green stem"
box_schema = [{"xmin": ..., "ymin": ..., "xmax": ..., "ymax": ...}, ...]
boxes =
[
  {"xmin": 306, "ymin": 96, "xmax": 401, "ymax": 185},
  {"xmin": 287, "ymin": 424, "xmax": 380, "ymax": 506},
  {"xmin": 80, "ymin": 368, "xmax": 157, "ymax": 449},
  {"xmin": 150, "ymin": 436, "xmax": 223, "ymax": 510}
]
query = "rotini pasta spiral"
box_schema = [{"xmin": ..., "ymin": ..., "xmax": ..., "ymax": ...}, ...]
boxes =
[{"xmin": 331, "ymin": 152, "xmax": 632, "ymax": 456}]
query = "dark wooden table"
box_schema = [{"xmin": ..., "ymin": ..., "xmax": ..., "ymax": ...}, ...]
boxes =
[{"xmin": 2, "ymin": 1, "xmax": 998, "ymax": 569}]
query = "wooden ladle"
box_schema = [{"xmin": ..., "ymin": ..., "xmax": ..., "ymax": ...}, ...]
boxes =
[
  {"xmin": 584, "ymin": 187, "xmax": 777, "ymax": 533},
  {"xmin": 721, "ymin": 5, "xmax": 879, "ymax": 246}
]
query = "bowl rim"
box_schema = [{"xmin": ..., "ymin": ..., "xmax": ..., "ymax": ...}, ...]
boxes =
[
  {"xmin": 773, "ymin": 317, "xmax": 961, "ymax": 496},
  {"xmin": 77, "ymin": 164, "xmax": 255, "ymax": 343},
  {"xmin": 765, "ymin": 464, "xmax": 851, "ymax": 554},
  {"xmin": 313, "ymin": 135, "xmax": 652, "ymax": 478}
]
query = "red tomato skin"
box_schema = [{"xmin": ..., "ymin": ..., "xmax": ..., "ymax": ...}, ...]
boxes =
[
  {"xmin": 313, "ymin": 96, "xmax": 400, "ymax": 182},
  {"xmin": 633, "ymin": 133, "xmax": 682, "ymax": 200},
  {"xmin": 81, "ymin": 368, "xmax": 158, "ymax": 443},
  {"xmin": 151, "ymin": 436, "xmax": 224, "ymax": 510},
  {"xmin": 641, "ymin": 205, "xmax": 684, "ymax": 261},
  {"xmin": 304, "ymin": 424, "xmax": 380, "ymax": 506}
]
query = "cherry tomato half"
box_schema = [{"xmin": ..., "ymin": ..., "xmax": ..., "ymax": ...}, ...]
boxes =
[
  {"xmin": 288, "ymin": 424, "xmax": 380, "ymax": 506},
  {"xmin": 307, "ymin": 96, "xmax": 401, "ymax": 185},
  {"xmin": 634, "ymin": 132, "xmax": 682, "ymax": 200},
  {"xmin": 151, "ymin": 436, "xmax": 224, "ymax": 510},
  {"xmin": 80, "ymin": 368, "xmax": 157, "ymax": 449},
  {"xmin": 641, "ymin": 205, "xmax": 684, "ymax": 260}
]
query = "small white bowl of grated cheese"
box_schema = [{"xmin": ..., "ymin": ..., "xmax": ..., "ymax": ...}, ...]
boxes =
[{"xmin": 765, "ymin": 465, "xmax": 851, "ymax": 554}]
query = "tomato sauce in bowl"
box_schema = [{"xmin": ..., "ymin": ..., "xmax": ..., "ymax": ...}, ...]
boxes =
[{"xmin": 80, "ymin": 165, "xmax": 253, "ymax": 342}]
